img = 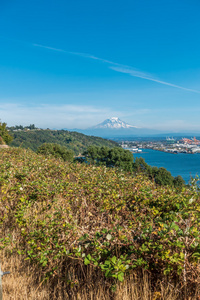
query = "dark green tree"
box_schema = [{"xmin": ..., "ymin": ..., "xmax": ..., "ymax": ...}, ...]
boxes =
[
  {"xmin": 173, "ymin": 175, "xmax": 185, "ymax": 188},
  {"xmin": 133, "ymin": 157, "xmax": 149, "ymax": 173},
  {"xmin": 0, "ymin": 122, "xmax": 13, "ymax": 144},
  {"xmin": 154, "ymin": 167, "xmax": 174, "ymax": 186},
  {"xmin": 133, "ymin": 157, "xmax": 184, "ymax": 187},
  {"xmin": 84, "ymin": 146, "xmax": 134, "ymax": 172},
  {"xmin": 84, "ymin": 145, "xmax": 100, "ymax": 163},
  {"xmin": 107, "ymin": 147, "xmax": 134, "ymax": 172},
  {"xmin": 37, "ymin": 143, "xmax": 74, "ymax": 162},
  {"xmin": 26, "ymin": 124, "xmax": 36, "ymax": 130}
]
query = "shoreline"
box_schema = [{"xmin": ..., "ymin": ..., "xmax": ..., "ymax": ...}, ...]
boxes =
[{"xmin": 143, "ymin": 147, "xmax": 200, "ymax": 155}]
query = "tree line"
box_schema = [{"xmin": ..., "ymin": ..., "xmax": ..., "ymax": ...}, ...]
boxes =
[{"xmin": 82, "ymin": 145, "xmax": 185, "ymax": 188}]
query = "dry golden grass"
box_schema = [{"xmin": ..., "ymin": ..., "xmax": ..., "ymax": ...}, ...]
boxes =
[{"xmin": 1, "ymin": 250, "xmax": 199, "ymax": 300}]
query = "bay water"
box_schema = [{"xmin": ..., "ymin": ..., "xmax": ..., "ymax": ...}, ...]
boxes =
[{"xmin": 133, "ymin": 149, "xmax": 200, "ymax": 184}]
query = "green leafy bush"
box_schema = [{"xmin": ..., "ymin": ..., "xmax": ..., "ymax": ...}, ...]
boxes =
[{"xmin": 0, "ymin": 148, "xmax": 199, "ymax": 296}]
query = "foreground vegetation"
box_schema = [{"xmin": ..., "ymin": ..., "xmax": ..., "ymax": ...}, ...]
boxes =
[{"xmin": 1, "ymin": 148, "xmax": 200, "ymax": 299}]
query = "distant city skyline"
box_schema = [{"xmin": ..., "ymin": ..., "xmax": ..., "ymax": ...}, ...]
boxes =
[{"xmin": 0, "ymin": 0, "xmax": 200, "ymax": 131}]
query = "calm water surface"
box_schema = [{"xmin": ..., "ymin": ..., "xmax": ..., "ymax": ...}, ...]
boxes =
[{"xmin": 133, "ymin": 149, "xmax": 200, "ymax": 184}]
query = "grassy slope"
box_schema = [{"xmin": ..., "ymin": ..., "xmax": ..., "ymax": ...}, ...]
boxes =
[
  {"xmin": 9, "ymin": 129, "xmax": 118, "ymax": 154},
  {"xmin": 1, "ymin": 148, "xmax": 200, "ymax": 299}
]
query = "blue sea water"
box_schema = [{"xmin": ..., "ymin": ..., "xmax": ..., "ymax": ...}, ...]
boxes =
[{"xmin": 133, "ymin": 149, "xmax": 200, "ymax": 184}]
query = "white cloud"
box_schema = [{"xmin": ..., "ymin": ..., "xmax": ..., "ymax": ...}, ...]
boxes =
[
  {"xmin": 1, "ymin": 102, "xmax": 200, "ymax": 131},
  {"xmin": 0, "ymin": 103, "xmax": 120, "ymax": 129}
]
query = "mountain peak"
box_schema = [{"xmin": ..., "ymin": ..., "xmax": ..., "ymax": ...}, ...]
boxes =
[
  {"xmin": 110, "ymin": 117, "xmax": 120, "ymax": 121},
  {"xmin": 92, "ymin": 117, "xmax": 138, "ymax": 129}
]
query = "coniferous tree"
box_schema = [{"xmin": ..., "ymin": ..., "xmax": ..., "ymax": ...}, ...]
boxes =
[{"xmin": 0, "ymin": 122, "xmax": 13, "ymax": 144}]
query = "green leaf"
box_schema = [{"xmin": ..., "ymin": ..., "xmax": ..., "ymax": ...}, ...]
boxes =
[
  {"xmin": 117, "ymin": 272, "xmax": 124, "ymax": 282},
  {"xmin": 111, "ymin": 256, "xmax": 117, "ymax": 264},
  {"xmin": 84, "ymin": 257, "xmax": 90, "ymax": 265},
  {"xmin": 87, "ymin": 254, "xmax": 91, "ymax": 260},
  {"xmin": 192, "ymin": 252, "xmax": 200, "ymax": 259}
]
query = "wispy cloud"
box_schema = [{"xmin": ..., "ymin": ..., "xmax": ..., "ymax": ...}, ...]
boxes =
[
  {"xmin": 33, "ymin": 43, "xmax": 66, "ymax": 53},
  {"xmin": 33, "ymin": 43, "xmax": 200, "ymax": 94},
  {"xmin": 2, "ymin": 101, "xmax": 200, "ymax": 131},
  {"xmin": 0, "ymin": 103, "xmax": 120, "ymax": 129},
  {"xmin": 109, "ymin": 66, "xmax": 200, "ymax": 94},
  {"xmin": 33, "ymin": 43, "xmax": 122, "ymax": 66}
]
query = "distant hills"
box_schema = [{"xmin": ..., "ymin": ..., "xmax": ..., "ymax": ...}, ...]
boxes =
[
  {"xmin": 9, "ymin": 119, "xmax": 200, "ymax": 150},
  {"xmin": 9, "ymin": 128, "xmax": 118, "ymax": 155},
  {"xmin": 68, "ymin": 117, "xmax": 200, "ymax": 139},
  {"xmin": 70, "ymin": 117, "xmax": 160, "ymax": 138}
]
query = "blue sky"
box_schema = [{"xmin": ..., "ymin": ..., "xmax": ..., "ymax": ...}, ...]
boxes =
[{"xmin": 0, "ymin": 0, "xmax": 200, "ymax": 131}]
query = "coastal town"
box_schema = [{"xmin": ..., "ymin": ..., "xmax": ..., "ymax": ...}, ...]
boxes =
[{"xmin": 121, "ymin": 137, "xmax": 200, "ymax": 154}]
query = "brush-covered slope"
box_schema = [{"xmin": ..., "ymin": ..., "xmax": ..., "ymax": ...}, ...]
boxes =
[
  {"xmin": 9, "ymin": 129, "xmax": 118, "ymax": 154},
  {"xmin": 1, "ymin": 148, "xmax": 200, "ymax": 297}
]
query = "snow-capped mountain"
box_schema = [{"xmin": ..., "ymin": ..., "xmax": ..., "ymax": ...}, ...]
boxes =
[
  {"xmin": 68, "ymin": 117, "xmax": 160, "ymax": 138},
  {"xmin": 92, "ymin": 117, "xmax": 139, "ymax": 129}
]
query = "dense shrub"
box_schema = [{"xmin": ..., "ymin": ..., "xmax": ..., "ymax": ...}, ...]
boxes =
[
  {"xmin": 37, "ymin": 143, "xmax": 74, "ymax": 162},
  {"xmin": 0, "ymin": 148, "xmax": 200, "ymax": 297},
  {"xmin": 133, "ymin": 157, "xmax": 185, "ymax": 187},
  {"xmin": 84, "ymin": 147, "xmax": 185, "ymax": 188},
  {"xmin": 173, "ymin": 175, "xmax": 186, "ymax": 188},
  {"xmin": 83, "ymin": 145, "xmax": 134, "ymax": 172}
]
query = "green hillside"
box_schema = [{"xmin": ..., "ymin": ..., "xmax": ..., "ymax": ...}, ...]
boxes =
[
  {"xmin": 9, "ymin": 128, "xmax": 118, "ymax": 154},
  {"xmin": 1, "ymin": 147, "xmax": 200, "ymax": 299}
]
